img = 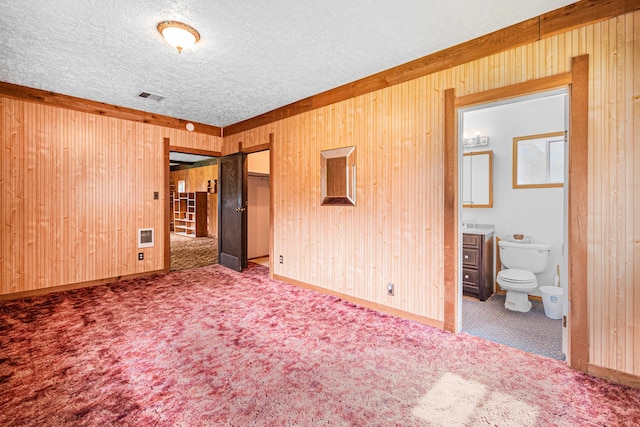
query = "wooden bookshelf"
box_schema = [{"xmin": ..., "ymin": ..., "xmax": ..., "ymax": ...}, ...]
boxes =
[{"xmin": 173, "ymin": 192, "xmax": 208, "ymax": 237}]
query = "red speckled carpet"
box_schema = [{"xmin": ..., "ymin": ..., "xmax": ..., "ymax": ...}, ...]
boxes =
[{"xmin": 1, "ymin": 263, "xmax": 639, "ymax": 426}]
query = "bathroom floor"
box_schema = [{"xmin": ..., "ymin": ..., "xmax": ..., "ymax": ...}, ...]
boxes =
[{"xmin": 462, "ymin": 293, "xmax": 565, "ymax": 360}]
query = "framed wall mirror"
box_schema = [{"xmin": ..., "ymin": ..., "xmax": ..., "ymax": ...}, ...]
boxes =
[
  {"xmin": 513, "ymin": 131, "xmax": 565, "ymax": 188},
  {"xmin": 321, "ymin": 146, "xmax": 356, "ymax": 206},
  {"xmin": 462, "ymin": 150, "xmax": 493, "ymax": 208}
]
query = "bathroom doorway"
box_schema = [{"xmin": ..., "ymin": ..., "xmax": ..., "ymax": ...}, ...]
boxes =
[{"xmin": 458, "ymin": 90, "xmax": 569, "ymax": 360}]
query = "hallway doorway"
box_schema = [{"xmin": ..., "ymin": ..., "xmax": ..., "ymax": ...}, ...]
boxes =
[{"xmin": 169, "ymin": 151, "xmax": 219, "ymax": 271}]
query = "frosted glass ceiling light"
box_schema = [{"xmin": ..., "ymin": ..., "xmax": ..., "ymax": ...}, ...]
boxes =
[{"xmin": 157, "ymin": 21, "xmax": 200, "ymax": 54}]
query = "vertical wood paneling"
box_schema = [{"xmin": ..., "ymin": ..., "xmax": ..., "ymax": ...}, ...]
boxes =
[
  {"xmin": 631, "ymin": 10, "xmax": 640, "ymax": 379},
  {"xmin": 0, "ymin": 98, "xmax": 218, "ymax": 295},
  {"xmin": 225, "ymin": 10, "xmax": 640, "ymax": 377}
]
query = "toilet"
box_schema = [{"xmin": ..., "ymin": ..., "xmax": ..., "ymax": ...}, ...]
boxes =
[{"xmin": 497, "ymin": 239, "xmax": 551, "ymax": 312}]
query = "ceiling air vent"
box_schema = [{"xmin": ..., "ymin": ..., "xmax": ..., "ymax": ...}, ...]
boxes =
[{"xmin": 137, "ymin": 91, "xmax": 165, "ymax": 102}]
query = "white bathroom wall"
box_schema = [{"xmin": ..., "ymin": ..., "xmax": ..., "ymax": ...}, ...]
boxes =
[{"xmin": 462, "ymin": 93, "xmax": 566, "ymax": 294}]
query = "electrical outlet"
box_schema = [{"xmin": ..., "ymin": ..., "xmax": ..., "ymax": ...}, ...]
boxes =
[
  {"xmin": 153, "ymin": 191, "xmax": 159, "ymax": 200},
  {"xmin": 279, "ymin": 255, "xmax": 283, "ymax": 264},
  {"xmin": 138, "ymin": 252, "xmax": 144, "ymax": 261},
  {"xmin": 387, "ymin": 282, "xmax": 394, "ymax": 296}
]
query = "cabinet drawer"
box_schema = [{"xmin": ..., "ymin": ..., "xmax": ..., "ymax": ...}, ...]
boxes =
[
  {"xmin": 463, "ymin": 283, "xmax": 480, "ymax": 297},
  {"xmin": 462, "ymin": 269, "xmax": 479, "ymax": 285},
  {"xmin": 462, "ymin": 233, "xmax": 481, "ymax": 248},
  {"xmin": 462, "ymin": 248, "xmax": 480, "ymax": 267}
]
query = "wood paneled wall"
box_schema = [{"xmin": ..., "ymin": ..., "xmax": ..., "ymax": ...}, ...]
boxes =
[
  {"xmin": 0, "ymin": 97, "xmax": 222, "ymax": 296},
  {"xmin": 586, "ymin": 11, "xmax": 639, "ymax": 379},
  {"xmin": 225, "ymin": 11, "xmax": 640, "ymax": 378}
]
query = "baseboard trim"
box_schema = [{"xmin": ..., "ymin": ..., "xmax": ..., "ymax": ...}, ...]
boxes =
[
  {"xmin": 0, "ymin": 269, "xmax": 167, "ymax": 301},
  {"xmin": 272, "ymin": 274, "xmax": 444, "ymax": 330},
  {"xmin": 587, "ymin": 364, "xmax": 640, "ymax": 389}
]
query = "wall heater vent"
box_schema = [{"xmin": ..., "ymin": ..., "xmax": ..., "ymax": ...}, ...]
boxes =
[{"xmin": 138, "ymin": 228, "xmax": 154, "ymax": 248}]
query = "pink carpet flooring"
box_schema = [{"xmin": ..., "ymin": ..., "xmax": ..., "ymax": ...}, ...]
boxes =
[{"xmin": 1, "ymin": 263, "xmax": 639, "ymax": 426}]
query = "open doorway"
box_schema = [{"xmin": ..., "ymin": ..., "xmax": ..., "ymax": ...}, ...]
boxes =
[
  {"xmin": 169, "ymin": 151, "xmax": 219, "ymax": 271},
  {"xmin": 247, "ymin": 150, "xmax": 270, "ymax": 268},
  {"xmin": 458, "ymin": 91, "xmax": 568, "ymax": 360}
]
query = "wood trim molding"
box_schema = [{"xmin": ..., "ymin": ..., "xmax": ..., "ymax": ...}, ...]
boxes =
[
  {"xmin": 540, "ymin": 0, "xmax": 640, "ymax": 38},
  {"xmin": 164, "ymin": 138, "xmax": 171, "ymax": 273},
  {"xmin": 268, "ymin": 134, "xmax": 275, "ymax": 276},
  {"xmin": 241, "ymin": 142, "xmax": 271, "ymax": 154},
  {"xmin": 455, "ymin": 73, "xmax": 572, "ymax": 109},
  {"xmin": 168, "ymin": 146, "xmax": 222, "ymax": 157},
  {"xmin": 587, "ymin": 364, "xmax": 640, "ymax": 390},
  {"xmin": 0, "ymin": 81, "xmax": 222, "ymax": 137},
  {"xmin": 273, "ymin": 274, "xmax": 445, "ymax": 330},
  {"xmin": 568, "ymin": 54, "xmax": 589, "ymax": 373},
  {"xmin": 224, "ymin": 0, "xmax": 635, "ymax": 136},
  {"xmin": 443, "ymin": 88, "xmax": 458, "ymax": 333},
  {"xmin": 0, "ymin": 270, "xmax": 166, "ymax": 301}
]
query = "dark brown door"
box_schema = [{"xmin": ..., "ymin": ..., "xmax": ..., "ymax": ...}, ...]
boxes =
[{"xmin": 218, "ymin": 153, "xmax": 247, "ymax": 271}]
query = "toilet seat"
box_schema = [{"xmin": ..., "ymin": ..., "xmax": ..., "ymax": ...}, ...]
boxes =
[
  {"xmin": 497, "ymin": 269, "xmax": 537, "ymax": 292},
  {"xmin": 497, "ymin": 268, "xmax": 538, "ymax": 292},
  {"xmin": 498, "ymin": 269, "xmax": 536, "ymax": 284}
]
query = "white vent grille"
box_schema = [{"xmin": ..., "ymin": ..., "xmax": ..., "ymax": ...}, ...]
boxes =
[
  {"xmin": 138, "ymin": 228, "xmax": 154, "ymax": 248},
  {"xmin": 137, "ymin": 91, "xmax": 165, "ymax": 102}
]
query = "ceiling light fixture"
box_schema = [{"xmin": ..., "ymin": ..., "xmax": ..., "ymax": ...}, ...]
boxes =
[{"xmin": 157, "ymin": 21, "xmax": 200, "ymax": 54}]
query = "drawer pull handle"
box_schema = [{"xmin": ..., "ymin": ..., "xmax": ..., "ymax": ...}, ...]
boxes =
[
  {"xmin": 464, "ymin": 255, "xmax": 469, "ymax": 259},
  {"xmin": 464, "ymin": 275, "xmax": 469, "ymax": 279}
]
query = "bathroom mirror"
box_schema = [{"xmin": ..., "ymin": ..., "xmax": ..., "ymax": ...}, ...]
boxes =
[
  {"xmin": 321, "ymin": 146, "xmax": 356, "ymax": 206},
  {"xmin": 462, "ymin": 150, "xmax": 493, "ymax": 208},
  {"xmin": 513, "ymin": 132, "xmax": 565, "ymax": 188}
]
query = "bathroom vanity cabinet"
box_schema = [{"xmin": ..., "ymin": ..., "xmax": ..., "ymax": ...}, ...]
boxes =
[{"xmin": 462, "ymin": 232, "xmax": 494, "ymax": 301}]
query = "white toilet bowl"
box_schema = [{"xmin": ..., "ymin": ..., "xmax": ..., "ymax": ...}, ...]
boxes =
[
  {"xmin": 497, "ymin": 240, "xmax": 551, "ymax": 313},
  {"xmin": 497, "ymin": 269, "xmax": 538, "ymax": 312}
]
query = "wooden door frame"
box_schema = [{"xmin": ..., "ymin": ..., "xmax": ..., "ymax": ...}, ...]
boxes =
[
  {"xmin": 163, "ymin": 140, "xmax": 222, "ymax": 272},
  {"xmin": 443, "ymin": 55, "xmax": 589, "ymax": 372},
  {"xmin": 239, "ymin": 134, "xmax": 274, "ymax": 275}
]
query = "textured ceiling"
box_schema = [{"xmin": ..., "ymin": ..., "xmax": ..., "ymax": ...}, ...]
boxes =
[{"xmin": 0, "ymin": 0, "xmax": 577, "ymax": 127}]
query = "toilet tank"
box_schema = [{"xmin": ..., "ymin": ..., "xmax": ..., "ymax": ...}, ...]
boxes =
[{"xmin": 498, "ymin": 241, "xmax": 551, "ymax": 273}]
